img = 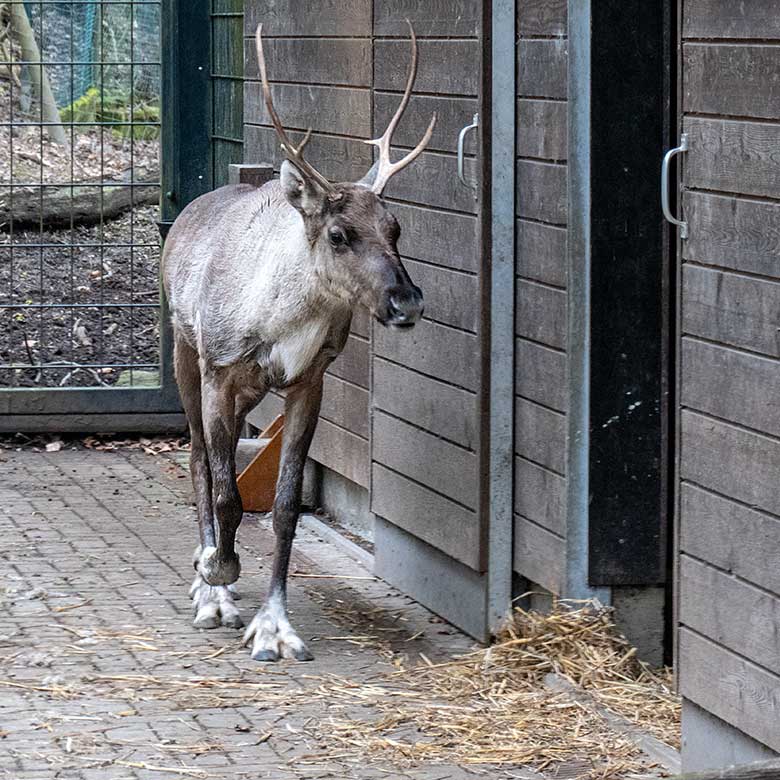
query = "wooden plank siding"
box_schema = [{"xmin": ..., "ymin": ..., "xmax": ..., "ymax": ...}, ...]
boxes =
[
  {"xmin": 242, "ymin": 4, "xmax": 373, "ymax": 486},
  {"xmin": 513, "ymin": 0, "xmax": 568, "ymax": 588},
  {"xmin": 369, "ymin": 0, "xmax": 484, "ymax": 571},
  {"xmin": 241, "ymin": 2, "xmax": 485, "ymax": 571},
  {"xmin": 678, "ymin": 2, "xmax": 780, "ymax": 752}
]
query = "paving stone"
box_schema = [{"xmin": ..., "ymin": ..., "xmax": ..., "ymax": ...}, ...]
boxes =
[{"xmin": 0, "ymin": 448, "xmax": 517, "ymax": 780}]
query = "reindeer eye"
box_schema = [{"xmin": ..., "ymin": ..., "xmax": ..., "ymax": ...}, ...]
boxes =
[{"xmin": 328, "ymin": 227, "xmax": 348, "ymax": 248}]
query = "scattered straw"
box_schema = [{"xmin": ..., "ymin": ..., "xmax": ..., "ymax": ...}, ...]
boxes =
[
  {"xmin": 53, "ymin": 599, "xmax": 93, "ymax": 613},
  {"xmin": 115, "ymin": 760, "xmax": 208, "ymax": 777},
  {"xmin": 8, "ymin": 602, "xmax": 679, "ymax": 778},
  {"xmin": 299, "ymin": 600, "xmax": 680, "ymax": 778},
  {"xmin": 290, "ymin": 573, "xmax": 377, "ymax": 581}
]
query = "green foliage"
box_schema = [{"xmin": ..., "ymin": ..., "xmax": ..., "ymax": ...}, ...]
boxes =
[{"xmin": 60, "ymin": 87, "xmax": 160, "ymax": 140}]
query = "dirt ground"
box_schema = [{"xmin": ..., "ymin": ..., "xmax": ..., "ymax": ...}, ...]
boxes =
[
  {"xmin": 0, "ymin": 204, "xmax": 161, "ymax": 388},
  {"xmin": 0, "ymin": 76, "xmax": 162, "ymax": 389}
]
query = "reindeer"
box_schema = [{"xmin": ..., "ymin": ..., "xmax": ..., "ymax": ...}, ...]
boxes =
[{"xmin": 162, "ymin": 24, "xmax": 435, "ymax": 661}]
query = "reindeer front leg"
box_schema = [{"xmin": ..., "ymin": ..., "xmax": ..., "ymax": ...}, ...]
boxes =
[
  {"xmin": 196, "ymin": 367, "xmax": 243, "ymax": 587},
  {"xmin": 244, "ymin": 376, "xmax": 323, "ymax": 661}
]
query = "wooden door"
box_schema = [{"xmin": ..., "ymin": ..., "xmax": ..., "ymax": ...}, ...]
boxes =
[
  {"xmin": 675, "ymin": 0, "xmax": 780, "ymax": 761},
  {"xmin": 370, "ymin": 1, "xmax": 490, "ymax": 640}
]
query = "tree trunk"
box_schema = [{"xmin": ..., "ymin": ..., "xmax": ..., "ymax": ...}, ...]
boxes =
[
  {"xmin": 10, "ymin": 4, "xmax": 68, "ymax": 146},
  {"xmin": 0, "ymin": 168, "xmax": 160, "ymax": 229}
]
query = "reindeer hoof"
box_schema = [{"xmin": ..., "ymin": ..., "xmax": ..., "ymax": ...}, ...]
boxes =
[
  {"xmin": 243, "ymin": 605, "xmax": 313, "ymax": 663},
  {"xmin": 251, "ymin": 648, "xmax": 280, "ymax": 662},
  {"xmin": 291, "ymin": 646, "xmax": 314, "ymax": 662},
  {"xmin": 190, "ymin": 575, "xmax": 244, "ymax": 629},
  {"xmin": 198, "ymin": 546, "xmax": 241, "ymax": 586}
]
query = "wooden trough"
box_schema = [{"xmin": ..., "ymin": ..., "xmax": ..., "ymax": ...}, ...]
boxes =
[{"xmin": 236, "ymin": 414, "xmax": 284, "ymax": 513}]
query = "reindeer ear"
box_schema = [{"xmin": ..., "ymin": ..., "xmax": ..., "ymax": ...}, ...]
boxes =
[{"xmin": 280, "ymin": 159, "xmax": 324, "ymax": 216}]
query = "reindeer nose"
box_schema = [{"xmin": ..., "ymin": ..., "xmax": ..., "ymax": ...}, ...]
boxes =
[{"xmin": 388, "ymin": 286, "xmax": 424, "ymax": 328}]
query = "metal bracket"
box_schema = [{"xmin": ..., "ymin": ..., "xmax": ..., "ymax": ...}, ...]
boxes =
[
  {"xmin": 457, "ymin": 113, "xmax": 479, "ymax": 197},
  {"xmin": 661, "ymin": 132, "xmax": 688, "ymax": 240},
  {"xmin": 156, "ymin": 220, "xmax": 174, "ymax": 241}
]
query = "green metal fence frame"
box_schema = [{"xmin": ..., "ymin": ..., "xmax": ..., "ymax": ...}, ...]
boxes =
[
  {"xmin": 0, "ymin": 0, "xmax": 220, "ymax": 432},
  {"xmin": 210, "ymin": 0, "xmax": 244, "ymax": 187}
]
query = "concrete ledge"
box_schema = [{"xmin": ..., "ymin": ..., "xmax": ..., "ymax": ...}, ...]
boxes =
[
  {"xmin": 317, "ymin": 462, "xmax": 373, "ymax": 542},
  {"xmin": 374, "ymin": 515, "xmax": 488, "ymax": 642},
  {"xmin": 682, "ymin": 699, "xmax": 778, "ymax": 772},
  {"xmin": 547, "ymin": 673, "xmax": 681, "ymax": 774},
  {"xmin": 299, "ymin": 513, "xmax": 374, "ymax": 570},
  {"xmin": 612, "ymin": 585, "xmax": 665, "ymax": 668},
  {"xmin": 0, "ymin": 413, "xmax": 187, "ymax": 434}
]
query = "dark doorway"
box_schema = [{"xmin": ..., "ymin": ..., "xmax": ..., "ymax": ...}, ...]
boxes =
[{"xmin": 586, "ymin": 0, "xmax": 676, "ymax": 662}]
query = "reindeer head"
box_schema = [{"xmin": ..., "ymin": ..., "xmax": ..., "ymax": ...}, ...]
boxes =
[{"xmin": 256, "ymin": 23, "xmax": 434, "ymax": 329}]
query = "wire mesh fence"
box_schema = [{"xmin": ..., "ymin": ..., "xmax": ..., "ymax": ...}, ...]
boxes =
[{"xmin": 0, "ymin": 0, "xmax": 161, "ymax": 389}]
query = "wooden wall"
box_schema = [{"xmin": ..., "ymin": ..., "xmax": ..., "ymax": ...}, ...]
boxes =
[
  {"xmin": 242, "ymin": 2, "xmax": 484, "ymax": 579},
  {"xmin": 513, "ymin": 0, "xmax": 569, "ymax": 594},
  {"xmin": 370, "ymin": 1, "xmax": 483, "ymax": 572},
  {"xmin": 678, "ymin": 0, "xmax": 780, "ymax": 753},
  {"xmin": 242, "ymin": 1, "xmax": 373, "ymax": 488}
]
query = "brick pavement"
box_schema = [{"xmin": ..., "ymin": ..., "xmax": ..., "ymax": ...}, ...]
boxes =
[{"xmin": 0, "ymin": 447, "xmax": 509, "ymax": 780}]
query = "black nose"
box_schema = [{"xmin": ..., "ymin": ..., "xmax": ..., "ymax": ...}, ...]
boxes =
[{"xmin": 388, "ymin": 287, "xmax": 424, "ymax": 328}]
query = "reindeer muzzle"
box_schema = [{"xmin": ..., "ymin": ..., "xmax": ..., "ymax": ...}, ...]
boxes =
[{"xmin": 385, "ymin": 285, "xmax": 423, "ymax": 329}]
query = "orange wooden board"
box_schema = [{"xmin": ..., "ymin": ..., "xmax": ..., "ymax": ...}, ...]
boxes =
[{"xmin": 237, "ymin": 415, "xmax": 284, "ymax": 512}]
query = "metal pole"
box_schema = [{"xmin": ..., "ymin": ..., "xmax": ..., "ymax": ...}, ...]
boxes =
[
  {"xmin": 566, "ymin": 0, "xmax": 611, "ymax": 604},
  {"xmin": 486, "ymin": 0, "xmax": 515, "ymax": 633}
]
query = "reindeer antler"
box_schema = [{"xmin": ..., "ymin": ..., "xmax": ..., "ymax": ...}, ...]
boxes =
[
  {"xmin": 364, "ymin": 20, "xmax": 436, "ymax": 196},
  {"xmin": 255, "ymin": 25, "xmax": 334, "ymax": 192}
]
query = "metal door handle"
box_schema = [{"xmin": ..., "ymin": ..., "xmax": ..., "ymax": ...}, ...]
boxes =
[
  {"xmin": 457, "ymin": 113, "xmax": 479, "ymax": 194},
  {"xmin": 661, "ymin": 133, "xmax": 688, "ymax": 239}
]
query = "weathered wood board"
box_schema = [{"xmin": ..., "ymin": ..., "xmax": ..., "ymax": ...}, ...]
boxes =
[
  {"xmin": 517, "ymin": 99, "xmax": 567, "ymax": 162},
  {"xmin": 372, "ymin": 463, "xmax": 480, "ymax": 570},
  {"xmin": 684, "ymin": 44, "xmax": 780, "ymax": 120},
  {"xmin": 683, "ymin": 192, "xmax": 780, "ymax": 278},
  {"xmin": 513, "ymin": 515, "xmax": 565, "ymax": 595},
  {"xmin": 677, "ymin": 0, "xmax": 780, "ymax": 754},
  {"xmin": 517, "ymin": 0, "xmax": 566, "ymax": 36},
  {"xmin": 514, "ymin": 398, "xmax": 566, "ymax": 476},
  {"xmin": 516, "ymin": 219, "xmax": 567, "ymax": 288},
  {"xmin": 678, "ymin": 629, "xmax": 780, "ymax": 753},
  {"xmin": 681, "ymin": 555, "xmax": 780, "ymax": 677},
  {"xmin": 680, "ymin": 484, "xmax": 780, "ymax": 597},
  {"xmin": 515, "ymin": 339, "xmax": 568, "ymax": 413},
  {"xmin": 515, "ymin": 279, "xmax": 567, "ymax": 350},
  {"xmin": 514, "ymin": 456, "xmax": 566, "ymax": 537},
  {"xmin": 681, "ymin": 265, "xmax": 780, "ymax": 359},
  {"xmin": 516, "ymin": 39, "xmax": 567, "ymax": 100},
  {"xmin": 682, "ymin": 0, "xmax": 780, "ymax": 39},
  {"xmin": 372, "ymin": 358, "xmax": 477, "ymax": 450},
  {"xmin": 513, "ymin": 2, "xmax": 569, "ymax": 591},
  {"xmin": 683, "ymin": 118, "xmax": 780, "ymax": 200}
]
